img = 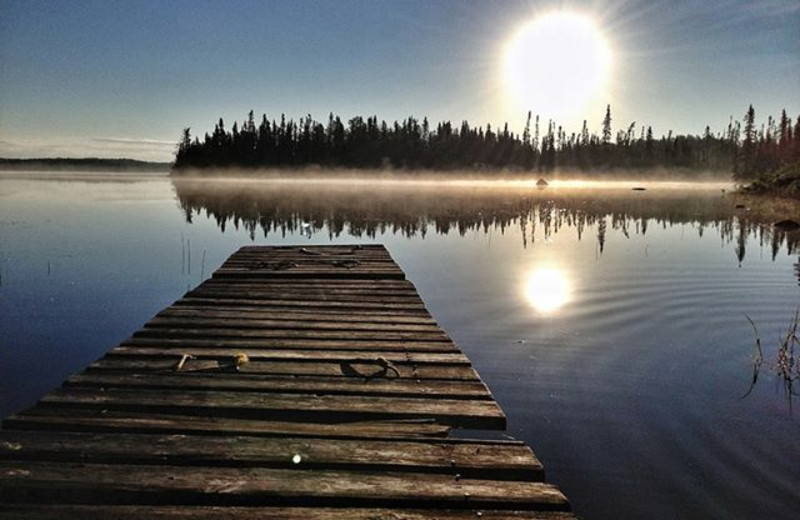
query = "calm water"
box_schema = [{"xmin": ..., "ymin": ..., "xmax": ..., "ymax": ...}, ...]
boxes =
[{"xmin": 1, "ymin": 172, "xmax": 798, "ymax": 519}]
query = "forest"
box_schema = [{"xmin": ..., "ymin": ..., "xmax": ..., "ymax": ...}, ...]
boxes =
[
  {"xmin": 0, "ymin": 158, "xmax": 171, "ymax": 172},
  {"xmin": 173, "ymin": 105, "xmax": 800, "ymax": 182}
]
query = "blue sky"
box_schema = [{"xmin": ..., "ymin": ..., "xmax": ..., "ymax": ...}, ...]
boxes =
[{"xmin": 1, "ymin": 0, "xmax": 798, "ymax": 161}]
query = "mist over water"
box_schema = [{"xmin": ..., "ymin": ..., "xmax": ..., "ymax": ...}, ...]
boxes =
[
  {"xmin": 1, "ymin": 171, "xmax": 798, "ymax": 519},
  {"xmin": 171, "ymin": 175, "xmax": 797, "ymax": 258}
]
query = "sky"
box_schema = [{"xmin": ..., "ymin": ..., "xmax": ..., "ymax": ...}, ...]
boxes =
[{"xmin": 0, "ymin": 0, "xmax": 798, "ymax": 162}]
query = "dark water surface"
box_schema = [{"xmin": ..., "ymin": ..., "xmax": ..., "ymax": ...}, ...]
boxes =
[{"xmin": 1, "ymin": 172, "xmax": 798, "ymax": 519}]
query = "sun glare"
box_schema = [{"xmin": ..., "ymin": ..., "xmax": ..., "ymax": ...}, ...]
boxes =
[
  {"xmin": 504, "ymin": 11, "xmax": 612, "ymax": 121},
  {"xmin": 524, "ymin": 267, "xmax": 572, "ymax": 314}
]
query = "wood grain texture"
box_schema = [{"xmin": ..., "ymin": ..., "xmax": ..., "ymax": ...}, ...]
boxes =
[
  {"xmin": 120, "ymin": 336, "xmax": 459, "ymax": 352},
  {"xmin": 0, "ymin": 244, "xmax": 572, "ymax": 517},
  {"xmin": 145, "ymin": 316, "xmax": 442, "ymax": 333},
  {"xmin": 157, "ymin": 306, "xmax": 437, "ymax": 324},
  {"xmin": 0, "ymin": 505, "xmax": 578, "ymax": 520},
  {"xmin": 65, "ymin": 372, "xmax": 493, "ymax": 399},
  {"xmin": 177, "ymin": 296, "xmax": 428, "ymax": 311},
  {"xmin": 38, "ymin": 387, "xmax": 507, "ymax": 429},
  {"xmin": 88, "ymin": 358, "xmax": 481, "ymax": 380},
  {"xmin": 0, "ymin": 431, "xmax": 543, "ymax": 480},
  {"xmin": 106, "ymin": 347, "xmax": 468, "ymax": 364},
  {"xmin": 0, "ymin": 461, "xmax": 569, "ymax": 510},
  {"xmin": 3, "ymin": 409, "xmax": 452, "ymax": 439}
]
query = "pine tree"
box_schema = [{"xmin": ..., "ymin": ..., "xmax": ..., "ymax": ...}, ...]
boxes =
[
  {"xmin": 740, "ymin": 104, "xmax": 756, "ymax": 178},
  {"xmin": 522, "ymin": 111, "xmax": 531, "ymax": 146},
  {"xmin": 256, "ymin": 115, "xmax": 272, "ymax": 165},
  {"xmin": 175, "ymin": 128, "xmax": 192, "ymax": 167},
  {"xmin": 794, "ymin": 115, "xmax": 800, "ymax": 161},
  {"xmin": 645, "ymin": 126, "xmax": 654, "ymax": 166},
  {"xmin": 778, "ymin": 109, "xmax": 791, "ymax": 162},
  {"xmin": 602, "ymin": 105, "xmax": 612, "ymax": 144}
]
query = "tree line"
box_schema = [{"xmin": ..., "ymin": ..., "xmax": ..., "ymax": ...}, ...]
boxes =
[
  {"xmin": 0, "ymin": 158, "xmax": 171, "ymax": 172},
  {"xmin": 173, "ymin": 106, "xmax": 800, "ymax": 180}
]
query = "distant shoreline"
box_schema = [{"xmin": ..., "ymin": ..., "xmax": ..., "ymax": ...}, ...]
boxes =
[
  {"xmin": 0, "ymin": 157, "xmax": 172, "ymax": 172},
  {"xmin": 170, "ymin": 165, "xmax": 733, "ymax": 183}
]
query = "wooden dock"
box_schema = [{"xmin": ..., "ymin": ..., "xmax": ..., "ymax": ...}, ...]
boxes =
[{"xmin": 1, "ymin": 245, "xmax": 575, "ymax": 519}]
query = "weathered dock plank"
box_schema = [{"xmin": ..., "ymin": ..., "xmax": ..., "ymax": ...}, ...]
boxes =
[
  {"xmin": 0, "ymin": 244, "xmax": 574, "ymax": 518},
  {"xmin": 87, "ymin": 358, "xmax": 482, "ymax": 380},
  {"xmin": 0, "ymin": 431, "xmax": 543, "ymax": 480},
  {"xmin": 134, "ymin": 327, "xmax": 450, "ymax": 342},
  {"xmin": 157, "ymin": 306, "xmax": 438, "ymax": 324},
  {"xmin": 146, "ymin": 316, "xmax": 442, "ymax": 332},
  {"xmin": 177, "ymin": 296, "xmax": 428, "ymax": 311},
  {"xmin": 186, "ymin": 289, "xmax": 426, "ymax": 303},
  {"xmin": 4, "ymin": 408, "xmax": 453, "ymax": 439},
  {"xmin": 106, "ymin": 347, "xmax": 469, "ymax": 364},
  {"xmin": 0, "ymin": 461, "xmax": 569, "ymax": 509},
  {"xmin": 37, "ymin": 387, "xmax": 506, "ymax": 428},
  {"xmin": 0, "ymin": 505, "xmax": 577, "ymax": 520},
  {"xmin": 64, "ymin": 372, "xmax": 493, "ymax": 399},
  {"xmin": 121, "ymin": 336, "xmax": 460, "ymax": 352}
]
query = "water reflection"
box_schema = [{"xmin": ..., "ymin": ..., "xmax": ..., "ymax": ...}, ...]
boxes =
[
  {"xmin": 3, "ymin": 174, "xmax": 799, "ymax": 519},
  {"xmin": 524, "ymin": 267, "xmax": 572, "ymax": 314},
  {"xmin": 171, "ymin": 178, "xmax": 800, "ymax": 263}
]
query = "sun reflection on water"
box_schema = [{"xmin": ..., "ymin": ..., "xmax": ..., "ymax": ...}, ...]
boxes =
[{"xmin": 524, "ymin": 267, "xmax": 572, "ymax": 314}]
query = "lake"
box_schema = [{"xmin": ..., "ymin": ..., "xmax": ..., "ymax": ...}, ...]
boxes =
[{"xmin": 1, "ymin": 171, "xmax": 798, "ymax": 519}]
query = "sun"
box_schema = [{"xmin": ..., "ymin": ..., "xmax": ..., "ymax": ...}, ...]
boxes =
[
  {"xmin": 504, "ymin": 11, "xmax": 612, "ymax": 121},
  {"xmin": 524, "ymin": 267, "xmax": 572, "ymax": 314}
]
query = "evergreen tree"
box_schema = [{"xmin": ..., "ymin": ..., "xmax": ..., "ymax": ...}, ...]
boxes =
[
  {"xmin": 522, "ymin": 111, "xmax": 531, "ymax": 146},
  {"xmin": 778, "ymin": 109, "xmax": 791, "ymax": 162},
  {"xmin": 602, "ymin": 105, "xmax": 612, "ymax": 145},
  {"xmin": 793, "ymin": 116, "xmax": 800, "ymax": 161},
  {"xmin": 175, "ymin": 128, "xmax": 192, "ymax": 167},
  {"xmin": 740, "ymin": 104, "xmax": 756, "ymax": 178},
  {"xmin": 645, "ymin": 126, "xmax": 654, "ymax": 166}
]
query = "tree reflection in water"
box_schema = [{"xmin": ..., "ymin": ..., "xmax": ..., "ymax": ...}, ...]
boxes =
[{"xmin": 172, "ymin": 178, "xmax": 800, "ymax": 273}]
